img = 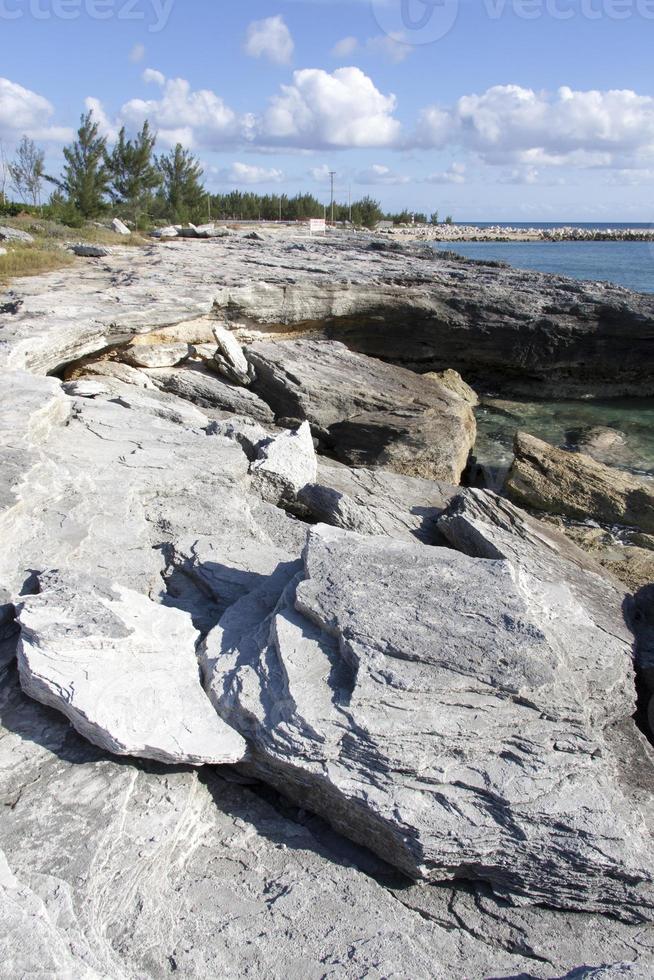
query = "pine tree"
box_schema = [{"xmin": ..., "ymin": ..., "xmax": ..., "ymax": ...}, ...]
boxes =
[
  {"xmin": 57, "ymin": 112, "xmax": 110, "ymax": 218},
  {"xmin": 156, "ymin": 144, "xmax": 205, "ymax": 222},
  {"xmin": 108, "ymin": 121, "xmax": 161, "ymax": 226}
]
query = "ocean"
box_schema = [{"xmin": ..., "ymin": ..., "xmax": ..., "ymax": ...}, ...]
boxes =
[{"xmin": 432, "ymin": 240, "xmax": 654, "ymax": 294}]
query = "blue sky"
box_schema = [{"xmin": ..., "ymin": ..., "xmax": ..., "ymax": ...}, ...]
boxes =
[{"xmin": 1, "ymin": 0, "xmax": 654, "ymax": 219}]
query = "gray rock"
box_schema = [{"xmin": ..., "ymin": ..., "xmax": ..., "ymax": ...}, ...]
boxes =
[
  {"xmin": 299, "ymin": 462, "xmax": 457, "ymax": 542},
  {"xmin": 150, "ymin": 224, "xmax": 178, "ymax": 238},
  {"xmin": 506, "ymin": 431, "xmax": 654, "ymax": 532},
  {"xmin": 250, "ymin": 421, "xmax": 317, "ymax": 504},
  {"xmin": 146, "ymin": 362, "xmax": 275, "ymax": 423},
  {"xmin": 68, "ymin": 358, "xmax": 156, "ymax": 388},
  {"xmin": 247, "ymin": 339, "xmax": 476, "ymax": 483},
  {"xmin": 69, "ymin": 244, "xmax": 110, "ymax": 258},
  {"xmin": 203, "ymin": 522, "xmax": 654, "ymax": 917},
  {"xmin": 212, "ymin": 322, "xmax": 253, "ymax": 386},
  {"xmin": 111, "ymin": 218, "xmax": 131, "ymax": 236},
  {"xmin": 423, "ymin": 368, "xmax": 479, "ymax": 406},
  {"xmin": 207, "ymin": 415, "xmax": 271, "ymax": 460},
  {"xmin": 0, "ymin": 225, "xmax": 33, "ymax": 243},
  {"xmin": 17, "ymin": 570, "xmax": 246, "ymax": 766},
  {"xmin": 122, "ymin": 343, "xmax": 191, "ymax": 369}
]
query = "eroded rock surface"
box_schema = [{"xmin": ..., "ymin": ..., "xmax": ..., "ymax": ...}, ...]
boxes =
[
  {"xmin": 203, "ymin": 522, "xmax": 654, "ymax": 918},
  {"xmin": 17, "ymin": 571, "xmax": 246, "ymax": 765},
  {"xmin": 247, "ymin": 338, "xmax": 476, "ymax": 483},
  {"xmin": 506, "ymin": 431, "xmax": 654, "ymax": 532}
]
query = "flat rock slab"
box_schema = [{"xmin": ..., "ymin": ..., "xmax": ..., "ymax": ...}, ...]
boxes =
[
  {"xmin": 17, "ymin": 570, "xmax": 246, "ymax": 766},
  {"xmin": 506, "ymin": 431, "xmax": 654, "ymax": 532},
  {"xmin": 122, "ymin": 343, "xmax": 190, "ymax": 369},
  {"xmin": 251, "ymin": 421, "xmax": 317, "ymax": 504},
  {"xmin": 247, "ymin": 339, "xmax": 475, "ymax": 483},
  {"xmin": 204, "ymin": 523, "xmax": 654, "ymax": 918},
  {"xmin": 299, "ymin": 462, "xmax": 457, "ymax": 543}
]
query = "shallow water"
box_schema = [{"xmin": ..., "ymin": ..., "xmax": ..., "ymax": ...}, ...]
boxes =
[
  {"xmin": 433, "ymin": 241, "xmax": 654, "ymax": 294},
  {"xmin": 475, "ymin": 395, "xmax": 654, "ymax": 486}
]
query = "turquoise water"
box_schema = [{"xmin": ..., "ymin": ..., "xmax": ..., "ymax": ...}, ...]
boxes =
[{"xmin": 434, "ymin": 241, "xmax": 654, "ymax": 294}]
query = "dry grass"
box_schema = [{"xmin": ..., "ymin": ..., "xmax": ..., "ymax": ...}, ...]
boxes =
[
  {"xmin": 0, "ymin": 243, "xmax": 74, "ymax": 282},
  {"xmin": 2, "ymin": 214, "xmax": 149, "ymax": 247}
]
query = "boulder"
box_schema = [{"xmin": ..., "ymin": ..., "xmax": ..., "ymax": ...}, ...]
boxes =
[
  {"xmin": 203, "ymin": 520, "xmax": 654, "ymax": 917},
  {"xmin": 17, "ymin": 570, "xmax": 246, "ymax": 766},
  {"xmin": 247, "ymin": 339, "xmax": 476, "ymax": 483},
  {"xmin": 506, "ymin": 431, "xmax": 654, "ymax": 532},
  {"xmin": 111, "ymin": 218, "xmax": 131, "ymax": 236},
  {"xmin": 150, "ymin": 224, "xmax": 179, "ymax": 239},
  {"xmin": 122, "ymin": 343, "xmax": 191, "ymax": 369},
  {"xmin": 212, "ymin": 322, "xmax": 252, "ymax": 386},
  {"xmin": 0, "ymin": 226, "xmax": 33, "ymax": 244},
  {"xmin": 67, "ymin": 358, "xmax": 155, "ymax": 388},
  {"xmin": 69, "ymin": 244, "xmax": 109, "ymax": 258},
  {"xmin": 145, "ymin": 362, "xmax": 275, "ymax": 423},
  {"xmin": 299, "ymin": 462, "xmax": 457, "ymax": 543},
  {"xmin": 423, "ymin": 369, "xmax": 479, "ymax": 406},
  {"xmin": 207, "ymin": 415, "xmax": 271, "ymax": 460},
  {"xmin": 250, "ymin": 421, "xmax": 317, "ymax": 504},
  {"xmin": 0, "ymin": 247, "xmax": 6, "ymax": 256}
]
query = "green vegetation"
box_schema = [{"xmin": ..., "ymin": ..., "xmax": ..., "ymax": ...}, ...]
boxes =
[{"xmin": 1, "ymin": 112, "xmax": 453, "ymax": 232}]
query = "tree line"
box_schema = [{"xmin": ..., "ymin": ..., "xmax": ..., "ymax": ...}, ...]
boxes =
[{"xmin": 0, "ymin": 113, "xmax": 453, "ymax": 230}]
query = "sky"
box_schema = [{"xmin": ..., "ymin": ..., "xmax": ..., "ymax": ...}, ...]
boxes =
[{"xmin": 1, "ymin": 0, "xmax": 654, "ymax": 220}]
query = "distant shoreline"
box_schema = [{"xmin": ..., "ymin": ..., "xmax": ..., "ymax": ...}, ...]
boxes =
[{"xmin": 387, "ymin": 224, "xmax": 654, "ymax": 243}]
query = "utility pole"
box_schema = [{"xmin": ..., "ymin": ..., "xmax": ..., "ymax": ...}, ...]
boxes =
[{"xmin": 329, "ymin": 171, "xmax": 336, "ymax": 224}]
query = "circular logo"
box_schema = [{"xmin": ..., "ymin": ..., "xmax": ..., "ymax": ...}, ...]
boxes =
[{"xmin": 371, "ymin": 0, "xmax": 460, "ymax": 46}]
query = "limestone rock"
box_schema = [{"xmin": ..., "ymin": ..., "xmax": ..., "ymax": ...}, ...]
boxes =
[
  {"xmin": 145, "ymin": 362, "xmax": 275, "ymax": 423},
  {"xmin": 423, "ymin": 369, "xmax": 479, "ymax": 406},
  {"xmin": 0, "ymin": 246, "xmax": 6, "ymax": 256},
  {"xmin": 212, "ymin": 322, "xmax": 252, "ymax": 386},
  {"xmin": 17, "ymin": 570, "xmax": 246, "ymax": 766},
  {"xmin": 250, "ymin": 421, "xmax": 317, "ymax": 504},
  {"xmin": 506, "ymin": 431, "xmax": 654, "ymax": 532},
  {"xmin": 299, "ymin": 462, "xmax": 457, "ymax": 542},
  {"xmin": 69, "ymin": 244, "xmax": 109, "ymax": 258},
  {"xmin": 150, "ymin": 224, "xmax": 178, "ymax": 238},
  {"xmin": 0, "ymin": 226, "xmax": 33, "ymax": 243},
  {"xmin": 122, "ymin": 343, "xmax": 191, "ymax": 369},
  {"xmin": 207, "ymin": 415, "xmax": 271, "ymax": 460},
  {"xmin": 6, "ymin": 670, "xmax": 643, "ymax": 979},
  {"xmin": 111, "ymin": 218, "xmax": 131, "ymax": 236},
  {"xmin": 68, "ymin": 358, "xmax": 155, "ymax": 388},
  {"xmin": 247, "ymin": 339, "xmax": 475, "ymax": 483},
  {"xmin": 203, "ymin": 522, "xmax": 654, "ymax": 917}
]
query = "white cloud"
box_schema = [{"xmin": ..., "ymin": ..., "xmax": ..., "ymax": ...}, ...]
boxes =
[
  {"xmin": 119, "ymin": 73, "xmax": 242, "ymax": 149},
  {"xmin": 84, "ymin": 97, "xmax": 120, "ymax": 143},
  {"xmin": 331, "ymin": 36, "xmax": 358, "ymax": 58},
  {"xmin": 261, "ymin": 67, "xmax": 401, "ymax": 148},
  {"xmin": 425, "ymin": 162, "xmax": 466, "ymax": 184},
  {"xmin": 308, "ymin": 163, "xmax": 332, "ymax": 182},
  {"xmin": 0, "ymin": 77, "xmax": 71, "ymax": 143},
  {"xmin": 356, "ymin": 163, "xmax": 409, "ymax": 185},
  {"xmin": 244, "ymin": 15, "xmax": 294, "ymax": 66},
  {"xmin": 416, "ymin": 85, "xmax": 654, "ymax": 169},
  {"xmin": 499, "ymin": 166, "xmax": 540, "ymax": 185},
  {"xmin": 142, "ymin": 68, "xmax": 166, "ymax": 87},
  {"xmin": 129, "ymin": 43, "xmax": 146, "ymax": 64},
  {"xmin": 215, "ymin": 162, "xmax": 285, "ymax": 185},
  {"xmin": 366, "ymin": 32, "xmax": 413, "ymax": 64}
]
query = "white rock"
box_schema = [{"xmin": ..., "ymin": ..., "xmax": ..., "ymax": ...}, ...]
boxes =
[
  {"xmin": 111, "ymin": 218, "xmax": 131, "ymax": 236},
  {"xmin": 212, "ymin": 322, "xmax": 252, "ymax": 386},
  {"xmin": 122, "ymin": 343, "xmax": 190, "ymax": 369},
  {"xmin": 150, "ymin": 224, "xmax": 178, "ymax": 239},
  {"xmin": 0, "ymin": 247, "xmax": 6, "ymax": 256},
  {"xmin": 250, "ymin": 421, "xmax": 317, "ymax": 503},
  {"xmin": 0, "ymin": 226, "xmax": 33, "ymax": 243},
  {"xmin": 17, "ymin": 570, "xmax": 246, "ymax": 766}
]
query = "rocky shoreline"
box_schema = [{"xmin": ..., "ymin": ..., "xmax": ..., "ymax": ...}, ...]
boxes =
[
  {"xmin": 1, "ymin": 232, "xmax": 654, "ymax": 977},
  {"xmin": 387, "ymin": 223, "xmax": 654, "ymax": 243}
]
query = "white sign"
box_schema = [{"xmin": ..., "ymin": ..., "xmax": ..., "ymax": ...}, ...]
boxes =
[{"xmin": 308, "ymin": 218, "xmax": 326, "ymax": 235}]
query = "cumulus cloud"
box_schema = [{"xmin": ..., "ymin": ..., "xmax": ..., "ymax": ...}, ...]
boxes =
[
  {"xmin": 244, "ymin": 15, "xmax": 294, "ymax": 66},
  {"xmin": 425, "ymin": 162, "xmax": 466, "ymax": 184},
  {"xmin": 119, "ymin": 72, "xmax": 242, "ymax": 149},
  {"xmin": 308, "ymin": 163, "xmax": 332, "ymax": 182},
  {"xmin": 356, "ymin": 163, "xmax": 409, "ymax": 185},
  {"xmin": 261, "ymin": 67, "xmax": 401, "ymax": 148},
  {"xmin": 331, "ymin": 36, "xmax": 358, "ymax": 58},
  {"xmin": 416, "ymin": 85, "xmax": 654, "ymax": 169},
  {"xmin": 142, "ymin": 67, "xmax": 166, "ymax": 86},
  {"xmin": 499, "ymin": 166, "xmax": 540, "ymax": 185},
  {"xmin": 84, "ymin": 96, "xmax": 120, "ymax": 143},
  {"xmin": 0, "ymin": 77, "xmax": 71, "ymax": 142},
  {"xmin": 216, "ymin": 162, "xmax": 285, "ymax": 184}
]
